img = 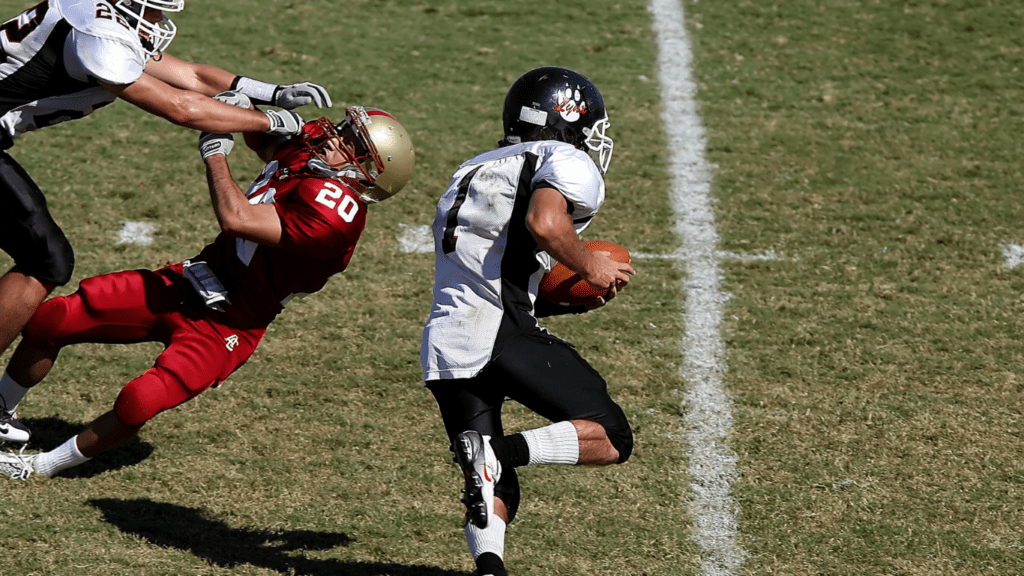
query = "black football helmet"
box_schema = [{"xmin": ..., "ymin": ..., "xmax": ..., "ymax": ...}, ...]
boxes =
[{"xmin": 501, "ymin": 66, "xmax": 614, "ymax": 173}]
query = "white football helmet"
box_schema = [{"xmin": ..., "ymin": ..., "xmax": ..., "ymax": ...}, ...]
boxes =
[{"xmin": 112, "ymin": 0, "xmax": 184, "ymax": 57}]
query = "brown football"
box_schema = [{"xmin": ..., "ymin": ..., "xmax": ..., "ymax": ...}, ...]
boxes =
[{"xmin": 538, "ymin": 240, "xmax": 631, "ymax": 305}]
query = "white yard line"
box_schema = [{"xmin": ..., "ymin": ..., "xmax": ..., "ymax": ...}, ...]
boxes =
[
  {"xmin": 116, "ymin": 221, "xmax": 155, "ymax": 246},
  {"xmin": 635, "ymin": 249, "xmax": 787, "ymax": 262},
  {"xmin": 999, "ymin": 241, "xmax": 1024, "ymax": 269},
  {"xmin": 397, "ymin": 223, "xmax": 434, "ymax": 254},
  {"xmin": 648, "ymin": 1, "xmax": 746, "ymax": 575}
]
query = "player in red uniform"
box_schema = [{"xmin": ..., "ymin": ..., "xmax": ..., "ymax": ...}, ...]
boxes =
[{"xmin": 0, "ymin": 94, "xmax": 415, "ymax": 480}]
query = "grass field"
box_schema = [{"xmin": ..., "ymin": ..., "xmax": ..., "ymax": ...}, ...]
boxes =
[{"xmin": 2, "ymin": 0, "xmax": 1022, "ymax": 575}]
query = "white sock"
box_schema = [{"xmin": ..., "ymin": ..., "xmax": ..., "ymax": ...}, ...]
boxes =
[
  {"xmin": 466, "ymin": 515, "xmax": 506, "ymax": 560},
  {"xmin": 34, "ymin": 436, "xmax": 90, "ymax": 477},
  {"xmin": 520, "ymin": 421, "xmax": 579, "ymax": 465},
  {"xmin": 0, "ymin": 372, "xmax": 29, "ymax": 412}
]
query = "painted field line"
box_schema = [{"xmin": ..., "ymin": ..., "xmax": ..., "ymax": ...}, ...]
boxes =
[
  {"xmin": 648, "ymin": 1, "xmax": 746, "ymax": 575},
  {"xmin": 116, "ymin": 221, "xmax": 155, "ymax": 246},
  {"xmin": 1000, "ymin": 241, "xmax": 1024, "ymax": 269},
  {"xmin": 398, "ymin": 223, "xmax": 434, "ymax": 254},
  {"xmin": 635, "ymin": 250, "xmax": 787, "ymax": 262}
]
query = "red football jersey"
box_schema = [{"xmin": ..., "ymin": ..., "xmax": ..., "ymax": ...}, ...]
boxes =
[{"xmin": 192, "ymin": 142, "xmax": 368, "ymax": 325}]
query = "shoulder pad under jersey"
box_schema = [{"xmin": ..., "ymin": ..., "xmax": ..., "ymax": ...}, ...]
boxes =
[{"xmin": 56, "ymin": 0, "xmax": 142, "ymax": 48}]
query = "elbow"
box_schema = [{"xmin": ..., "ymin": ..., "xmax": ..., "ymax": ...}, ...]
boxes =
[
  {"xmin": 216, "ymin": 211, "xmax": 247, "ymax": 238},
  {"xmin": 162, "ymin": 93, "xmax": 207, "ymax": 129},
  {"xmin": 525, "ymin": 212, "xmax": 555, "ymax": 245}
]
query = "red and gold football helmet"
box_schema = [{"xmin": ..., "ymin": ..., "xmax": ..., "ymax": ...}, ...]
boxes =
[{"xmin": 301, "ymin": 106, "xmax": 416, "ymax": 203}]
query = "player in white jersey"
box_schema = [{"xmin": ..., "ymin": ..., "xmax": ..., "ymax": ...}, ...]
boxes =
[
  {"xmin": 0, "ymin": 0, "xmax": 332, "ymax": 440},
  {"xmin": 420, "ymin": 67, "xmax": 635, "ymax": 576}
]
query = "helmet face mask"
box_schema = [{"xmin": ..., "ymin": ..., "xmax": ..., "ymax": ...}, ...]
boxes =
[
  {"xmin": 502, "ymin": 66, "xmax": 614, "ymax": 174},
  {"xmin": 582, "ymin": 115, "xmax": 613, "ymax": 174},
  {"xmin": 112, "ymin": 0, "xmax": 184, "ymax": 57},
  {"xmin": 302, "ymin": 107, "xmax": 416, "ymax": 204}
]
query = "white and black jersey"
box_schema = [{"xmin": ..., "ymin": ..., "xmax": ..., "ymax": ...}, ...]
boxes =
[
  {"xmin": 0, "ymin": 0, "xmax": 149, "ymax": 148},
  {"xmin": 421, "ymin": 140, "xmax": 606, "ymax": 381}
]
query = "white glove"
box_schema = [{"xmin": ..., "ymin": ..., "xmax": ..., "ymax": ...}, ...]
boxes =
[
  {"xmin": 233, "ymin": 76, "xmax": 331, "ymax": 109},
  {"xmin": 199, "ymin": 132, "xmax": 234, "ymax": 159},
  {"xmin": 273, "ymin": 82, "xmax": 332, "ymax": 109},
  {"xmin": 212, "ymin": 90, "xmax": 252, "ymax": 109},
  {"xmin": 264, "ymin": 109, "xmax": 304, "ymax": 136}
]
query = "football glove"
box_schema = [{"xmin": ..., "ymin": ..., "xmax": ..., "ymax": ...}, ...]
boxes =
[
  {"xmin": 199, "ymin": 132, "xmax": 234, "ymax": 159},
  {"xmin": 273, "ymin": 82, "xmax": 332, "ymax": 109},
  {"xmin": 264, "ymin": 109, "xmax": 304, "ymax": 136},
  {"xmin": 232, "ymin": 76, "xmax": 332, "ymax": 109},
  {"xmin": 212, "ymin": 90, "xmax": 252, "ymax": 109}
]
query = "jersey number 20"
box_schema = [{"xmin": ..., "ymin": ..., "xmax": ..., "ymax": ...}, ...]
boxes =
[{"xmin": 315, "ymin": 182, "xmax": 360, "ymax": 223}]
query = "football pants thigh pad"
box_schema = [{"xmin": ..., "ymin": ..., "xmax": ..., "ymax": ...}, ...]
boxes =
[
  {"xmin": 492, "ymin": 335, "xmax": 634, "ymax": 463},
  {"xmin": 0, "ymin": 153, "xmax": 74, "ymax": 286}
]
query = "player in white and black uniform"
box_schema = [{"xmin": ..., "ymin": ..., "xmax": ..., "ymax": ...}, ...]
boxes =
[
  {"xmin": 0, "ymin": 0, "xmax": 333, "ymax": 441},
  {"xmin": 420, "ymin": 67, "xmax": 635, "ymax": 576}
]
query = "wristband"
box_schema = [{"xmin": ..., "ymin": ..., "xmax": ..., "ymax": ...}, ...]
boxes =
[{"xmin": 231, "ymin": 76, "xmax": 279, "ymax": 105}]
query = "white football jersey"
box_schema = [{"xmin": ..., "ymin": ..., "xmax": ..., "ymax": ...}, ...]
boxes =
[
  {"xmin": 421, "ymin": 140, "xmax": 606, "ymax": 381},
  {"xmin": 0, "ymin": 0, "xmax": 149, "ymax": 145}
]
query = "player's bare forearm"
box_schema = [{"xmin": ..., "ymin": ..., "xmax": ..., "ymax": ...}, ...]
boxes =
[
  {"xmin": 203, "ymin": 156, "xmax": 283, "ymax": 245},
  {"xmin": 108, "ymin": 75, "xmax": 271, "ymax": 133},
  {"xmin": 144, "ymin": 54, "xmax": 237, "ymax": 96},
  {"xmin": 204, "ymin": 155, "xmax": 246, "ymax": 232},
  {"xmin": 527, "ymin": 187, "xmax": 634, "ymax": 293}
]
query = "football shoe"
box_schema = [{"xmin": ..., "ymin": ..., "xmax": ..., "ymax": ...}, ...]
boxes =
[
  {"xmin": 0, "ymin": 398, "xmax": 30, "ymax": 443},
  {"xmin": 0, "ymin": 448, "xmax": 36, "ymax": 481},
  {"xmin": 454, "ymin": 430, "xmax": 502, "ymax": 529}
]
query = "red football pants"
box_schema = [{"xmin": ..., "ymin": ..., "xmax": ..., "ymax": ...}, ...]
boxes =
[{"xmin": 23, "ymin": 267, "xmax": 265, "ymax": 426}]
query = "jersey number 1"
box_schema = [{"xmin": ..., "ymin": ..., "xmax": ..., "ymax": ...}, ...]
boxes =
[{"xmin": 442, "ymin": 166, "xmax": 482, "ymax": 254}]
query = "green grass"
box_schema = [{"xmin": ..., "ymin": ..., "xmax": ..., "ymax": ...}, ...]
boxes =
[
  {"xmin": 3, "ymin": 0, "xmax": 1023, "ymax": 575},
  {"xmin": 1, "ymin": 1, "xmax": 686, "ymax": 576},
  {"xmin": 686, "ymin": 0, "xmax": 1024, "ymax": 574}
]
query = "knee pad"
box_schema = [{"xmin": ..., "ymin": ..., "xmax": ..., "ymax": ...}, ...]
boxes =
[
  {"xmin": 9, "ymin": 210, "xmax": 75, "ymax": 286},
  {"xmin": 18, "ymin": 228, "xmax": 74, "ymax": 286},
  {"xmin": 494, "ymin": 467, "xmax": 521, "ymax": 522},
  {"xmin": 610, "ymin": 426, "xmax": 634, "ymax": 464},
  {"xmin": 43, "ymin": 236, "xmax": 75, "ymax": 286},
  {"xmin": 114, "ymin": 369, "xmax": 179, "ymax": 426},
  {"xmin": 604, "ymin": 417, "xmax": 634, "ymax": 464},
  {"xmin": 22, "ymin": 295, "xmax": 74, "ymax": 345}
]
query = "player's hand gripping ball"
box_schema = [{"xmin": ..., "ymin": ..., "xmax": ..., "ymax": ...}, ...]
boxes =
[{"xmin": 539, "ymin": 240, "xmax": 631, "ymax": 305}]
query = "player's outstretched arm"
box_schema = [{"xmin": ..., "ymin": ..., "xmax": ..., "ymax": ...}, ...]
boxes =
[
  {"xmin": 144, "ymin": 55, "xmax": 332, "ymax": 110},
  {"xmin": 103, "ymin": 74, "xmax": 304, "ymax": 137},
  {"xmin": 140, "ymin": 53, "xmax": 238, "ymax": 96}
]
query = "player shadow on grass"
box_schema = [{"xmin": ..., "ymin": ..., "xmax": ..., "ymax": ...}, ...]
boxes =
[
  {"xmin": 19, "ymin": 416, "xmax": 154, "ymax": 478},
  {"xmin": 88, "ymin": 498, "xmax": 474, "ymax": 576}
]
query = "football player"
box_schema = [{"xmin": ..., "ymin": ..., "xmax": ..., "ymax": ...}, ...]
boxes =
[
  {"xmin": 419, "ymin": 67, "xmax": 635, "ymax": 576},
  {"xmin": 0, "ymin": 93, "xmax": 415, "ymax": 481},
  {"xmin": 0, "ymin": 0, "xmax": 334, "ymax": 433}
]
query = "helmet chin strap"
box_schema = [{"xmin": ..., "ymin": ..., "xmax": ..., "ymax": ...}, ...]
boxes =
[{"xmin": 307, "ymin": 158, "xmax": 373, "ymax": 197}]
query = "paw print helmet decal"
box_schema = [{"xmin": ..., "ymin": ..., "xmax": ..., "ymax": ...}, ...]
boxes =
[{"xmin": 501, "ymin": 66, "xmax": 613, "ymax": 174}]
